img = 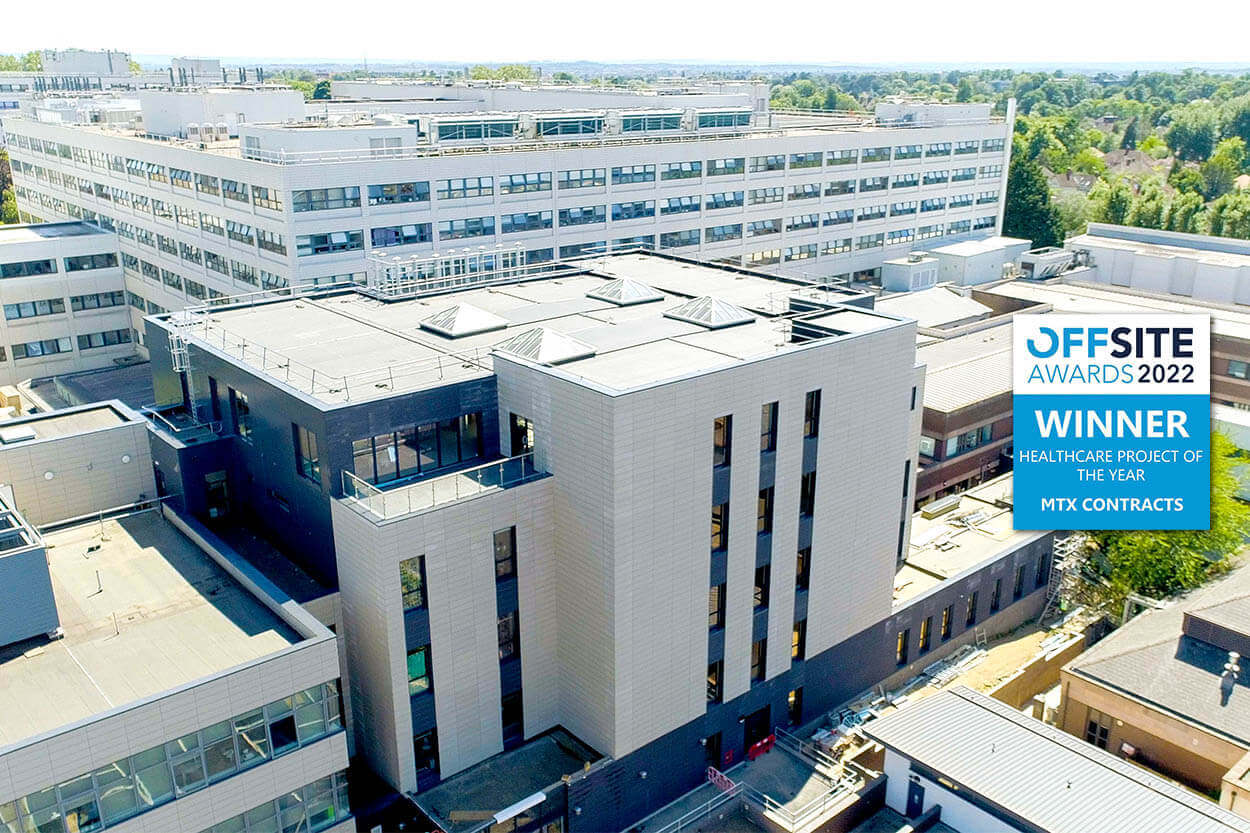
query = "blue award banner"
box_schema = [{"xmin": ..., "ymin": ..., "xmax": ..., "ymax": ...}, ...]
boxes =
[{"xmin": 1012, "ymin": 315, "xmax": 1211, "ymax": 530}]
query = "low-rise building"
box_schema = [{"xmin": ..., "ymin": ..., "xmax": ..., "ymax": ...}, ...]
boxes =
[
  {"xmin": 0, "ymin": 222, "xmax": 135, "ymax": 385},
  {"xmin": 1058, "ymin": 564, "xmax": 1250, "ymax": 809},
  {"xmin": 863, "ymin": 686, "xmax": 1250, "ymax": 832}
]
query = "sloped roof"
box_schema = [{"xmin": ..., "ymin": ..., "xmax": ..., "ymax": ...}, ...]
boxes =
[
  {"xmin": 865, "ymin": 687, "xmax": 1250, "ymax": 833},
  {"xmin": 1067, "ymin": 564, "xmax": 1250, "ymax": 746},
  {"xmin": 663, "ymin": 296, "xmax": 754, "ymax": 329},
  {"xmin": 492, "ymin": 327, "xmax": 596, "ymax": 365},
  {"xmin": 420, "ymin": 303, "xmax": 509, "ymax": 338},
  {"xmin": 585, "ymin": 278, "xmax": 665, "ymax": 306}
]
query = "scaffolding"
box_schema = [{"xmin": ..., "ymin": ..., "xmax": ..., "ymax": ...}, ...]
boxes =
[{"xmin": 1041, "ymin": 533, "xmax": 1088, "ymax": 622}]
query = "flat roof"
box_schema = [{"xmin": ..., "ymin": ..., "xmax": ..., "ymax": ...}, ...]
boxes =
[
  {"xmin": 175, "ymin": 254, "xmax": 906, "ymax": 405},
  {"xmin": 1071, "ymin": 229, "xmax": 1250, "ymax": 269},
  {"xmin": 864, "ymin": 687, "xmax": 1250, "ymax": 833},
  {"xmin": 876, "ymin": 286, "xmax": 995, "ymax": 331},
  {"xmin": 0, "ymin": 511, "xmax": 298, "ymax": 748},
  {"xmin": 416, "ymin": 729, "xmax": 600, "ymax": 833},
  {"xmin": 984, "ymin": 278, "xmax": 1250, "ymax": 342},
  {"xmin": 0, "ymin": 403, "xmax": 132, "ymax": 444},
  {"xmin": 930, "ymin": 235, "xmax": 1029, "ymax": 257},
  {"xmin": 0, "ymin": 222, "xmax": 110, "ymax": 245},
  {"xmin": 898, "ymin": 473, "xmax": 1035, "ymax": 605}
]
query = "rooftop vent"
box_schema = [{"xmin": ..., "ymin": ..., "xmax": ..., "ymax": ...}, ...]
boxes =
[
  {"xmin": 493, "ymin": 327, "xmax": 596, "ymax": 365},
  {"xmin": 586, "ymin": 278, "xmax": 664, "ymax": 306},
  {"xmin": 663, "ymin": 296, "xmax": 754, "ymax": 329},
  {"xmin": 0, "ymin": 426, "xmax": 37, "ymax": 445},
  {"xmin": 419, "ymin": 303, "xmax": 508, "ymax": 338}
]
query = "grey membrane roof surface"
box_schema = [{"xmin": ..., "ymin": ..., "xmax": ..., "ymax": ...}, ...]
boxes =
[
  {"xmin": 0, "ymin": 222, "xmax": 109, "ymax": 245},
  {"xmin": 863, "ymin": 687, "xmax": 1250, "ymax": 833},
  {"xmin": 1067, "ymin": 564, "xmax": 1250, "ymax": 745},
  {"xmin": 182, "ymin": 254, "xmax": 906, "ymax": 403}
]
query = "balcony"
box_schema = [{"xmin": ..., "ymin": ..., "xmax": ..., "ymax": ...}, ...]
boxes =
[{"xmin": 341, "ymin": 453, "xmax": 541, "ymax": 521}]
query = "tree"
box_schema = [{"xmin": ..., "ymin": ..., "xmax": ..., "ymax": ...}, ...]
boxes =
[
  {"xmin": 312, "ymin": 80, "xmax": 331, "ymax": 100},
  {"xmin": 1120, "ymin": 117, "xmax": 1139, "ymax": 149},
  {"xmin": 1168, "ymin": 165, "xmax": 1206, "ymax": 195},
  {"xmin": 1053, "ymin": 189, "xmax": 1091, "ymax": 237},
  {"xmin": 1208, "ymin": 191, "xmax": 1250, "ymax": 239},
  {"xmin": 286, "ymin": 80, "xmax": 314, "ymax": 100},
  {"xmin": 0, "ymin": 55, "xmax": 19, "ymax": 72},
  {"xmin": 1222, "ymin": 95, "xmax": 1250, "ymax": 147},
  {"xmin": 127, "ymin": 59, "xmax": 141, "ymax": 74},
  {"xmin": 1071, "ymin": 147, "xmax": 1107, "ymax": 176},
  {"xmin": 1089, "ymin": 178, "xmax": 1134, "ymax": 225},
  {"xmin": 1002, "ymin": 152, "xmax": 1064, "ymax": 247},
  {"xmin": 1139, "ymin": 134, "xmax": 1170, "ymax": 159},
  {"xmin": 0, "ymin": 149, "xmax": 11, "ymax": 193},
  {"xmin": 1126, "ymin": 180, "xmax": 1167, "ymax": 229},
  {"xmin": 956, "ymin": 77, "xmax": 975, "ymax": 102},
  {"xmin": 1163, "ymin": 191, "xmax": 1205, "ymax": 233},
  {"xmin": 19, "ymin": 51, "xmax": 41, "ymax": 72},
  {"xmin": 1165, "ymin": 101, "xmax": 1219, "ymax": 161},
  {"xmin": 0, "ymin": 187, "xmax": 17, "ymax": 225},
  {"xmin": 1201, "ymin": 137, "xmax": 1247, "ymax": 199},
  {"xmin": 1087, "ymin": 433, "xmax": 1249, "ymax": 601}
]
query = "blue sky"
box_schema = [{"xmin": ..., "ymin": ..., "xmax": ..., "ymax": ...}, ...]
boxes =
[{"xmin": 4, "ymin": 0, "xmax": 1248, "ymax": 66}]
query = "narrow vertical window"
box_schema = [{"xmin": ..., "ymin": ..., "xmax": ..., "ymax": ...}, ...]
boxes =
[
  {"xmin": 896, "ymin": 628, "xmax": 910, "ymax": 665},
  {"xmin": 803, "ymin": 390, "xmax": 821, "ymax": 438},
  {"xmin": 750, "ymin": 639, "xmax": 767, "ymax": 683},
  {"xmin": 400, "ymin": 556, "xmax": 426, "ymax": 610},
  {"xmin": 708, "ymin": 583, "xmax": 726, "ymax": 628},
  {"xmin": 711, "ymin": 503, "xmax": 729, "ymax": 551},
  {"xmin": 760, "ymin": 402, "xmax": 778, "ymax": 452},
  {"xmin": 494, "ymin": 527, "xmax": 517, "ymax": 580},
  {"xmin": 918, "ymin": 616, "xmax": 932, "ymax": 652},
  {"xmin": 795, "ymin": 547, "xmax": 811, "ymax": 590},
  {"xmin": 293, "ymin": 424, "xmax": 320, "ymax": 482},
  {"xmin": 713, "ymin": 415, "xmax": 732, "ymax": 466},
  {"xmin": 800, "ymin": 471, "xmax": 817, "ymax": 516},
  {"xmin": 792, "ymin": 619, "xmax": 807, "ymax": 661},
  {"xmin": 753, "ymin": 565, "xmax": 770, "ymax": 609},
  {"xmin": 757, "ymin": 487, "xmax": 774, "ymax": 534}
]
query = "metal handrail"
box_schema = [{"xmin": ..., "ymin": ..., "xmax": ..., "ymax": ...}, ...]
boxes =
[
  {"xmin": 645, "ymin": 784, "xmax": 743, "ymax": 833},
  {"xmin": 341, "ymin": 452, "xmax": 539, "ymax": 520}
]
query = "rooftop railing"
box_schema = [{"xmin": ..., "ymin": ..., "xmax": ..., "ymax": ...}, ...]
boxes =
[{"xmin": 341, "ymin": 453, "xmax": 540, "ymax": 521}]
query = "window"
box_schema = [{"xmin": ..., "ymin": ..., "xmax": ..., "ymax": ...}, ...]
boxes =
[
  {"xmin": 11, "ymin": 337, "xmax": 72, "ymax": 360},
  {"xmin": 414, "ymin": 729, "xmax": 439, "ymax": 776},
  {"xmin": 611, "ymin": 201, "xmax": 655, "ymax": 221},
  {"xmin": 498, "ymin": 611, "xmax": 519, "ymax": 661},
  {"xmin": 705, "ymin": 223, "xmax": 741, "ymax": 243},
  {"xmin": 990, "ymin": 578, "xmax": 1002, "ymax": 613},
  {"xmin": 803, "ymin": 391, "xmax": 821, "ymax": 438},
  {"xmin": 760, "ymin": 402, "xmax": 778, "ymax": 452},
  {"xmin": 661, "ymin": 195, "xmax": 701, "ymax": 215},
  {"xmin": 711, "ymin": 503, "xmax": 729, "ymax": 551},
  {"xmin": 708, "ymin": 583, "xmax": 726, "ymax": 628},
  {"xmin": 294, "ymin": 424, "xmax": 320, "ymax": 483},
  {"xmin": 827, "ymin": 149, "xmax": 857, "ymax": 166},
  {"xmin": 919, "ymin": 436, "xmax": 936, "ymax": 458},
  {"xmin": 757, "ymin": 487, "xmax": 774, "ymax": 534},
  {"xmin": 438, "ymin": 217, "xmax": 495, "ymax": 240},
  {"xmin": 400, "ymin": 556, "xmax": 426, "ymax": 610},
  {"xmin": 787, "ymin": 214, "xmax": 819, "ymax": 232},
  {"xmin": 558, "ymin": 168, "xmax": 606, "ymax": 189},
  {"xmin": 749, "ymin": 187, "xmax": 783, "ymax": 205},
  {"xmin": 195, "ymin": 173, "xmax": 220, "ymax": 195},
  {"xmin": 612, "ymin": 235, "xmax": 655, "ymax": 251},
  {"xmin": 788, "ymin": 183, "xmax": 820, "ymax": 201},
  {"xmin": 715, "ymin": 415, "xmax": 730, "ymax": 467},
  {"xmin": 952, "ymin": 167, "xmax": 977, "ymax": 182},
  {"xmin": 896, "ymin": 628, "xmax": 910, "ymax": 666},
  {"xmin": 371, "ymin": 224, "xmax": 433, "ymax": 247},
  {"xmin": 1036, "ymin": 551, "xmax": 1050, "ymax": 588},
  {"xmin": 792, "ymin": 619, "xmax": 807, "ymax": 661},
  {"xmin": 862, "ymin": 146, "xmax": 891, "ymax": 163},
  {"xmin": 288, "ymin": 186, "xmax": 360, "ymax": 213},
  {"xmin": 979, "ymin": 165, "xmax": 1003, "ymax": 179},
  {"xmin": 824, "ymin": 210, "xmax": 854, "ymax": 226},
  {"xmin": 4, "ymin": 298, "xmax": 65, "ymax": 320},
  {"xmin": 662, "ymin": 161, "xmax": 702, "ymax": 180},
  {"xmin": 407, "ymin": 646, "xmax": 431, "ymax": 695},
  {"xmin": 966, "ymin": 591, "xmax": 979, "ymax": 627},
  {"xmin": 611, "ymin": 164, "xmax": 655, "ymax": 184},
  {"xmin": 891, "ymin": 201, "xmax": 918, "ymax": 216},
  {"xmin": 918, "ymin": 616, "xmax": 932, "ymax": 653},
  {"xmin": 707, "ymin": 661, "xmax": 723, "ymax": 703},
  {"xmin": 63, "ymin": 253, "xmax": 117, "ymax": 272},
  {"xmin": 940, "ymin": 605, "xmax": 953, "ymax": 640},
  {"xmin": 510, "ymin": 413, "xmax": 534, "ymax": 455},
  {"xmin": 296, "ymin": 230, "xmax": 364, "ymax": 256},
  {"xmin": 786, "ymin": 244, "xmax": 817, "ymax": 262},
  {"xmin": 501, "ymin": 692, "xmax": 524, "ymax": 747},
  {"xmin": 437, "ymin": 119, "xmax": 517, "ymax": 140},
  {"xmin": 826, "ymin": 179, "xmax": 855, "ymax": 196},
  {"xmin": 923, "ymin": 170, "xmax": 950, "ymax": 185},
  {"xmin": 705, "ymin": 191, "xmax": 744, "ymax": 210},
  {"xmin": 858, "ymin": 204, "xmax": 887, "ymax": 221},
  {"xmin": 796, "ymin": 547, "xmax": 811, "ymax": 590},
  {"xmin": 707, "ymin": 157, "xmax": 745, "ymax": 176},
  {"xmin": 747, "ymin": 218, "xmax": 781, "ymax": 237},
  {"xmin": 892, "ymin": 173, "xmax": 920, "ymax": 189},
  {"xmin": 494, "ymin": 527, "xmax": 517, "ymax": 580},
  {"xmin": 76, "ymin": 329, "xmax": 132, "ymax": 351},
  {"xmin": 660, "ymin": 229, "xmax": 700, "ymax": 249},
  {"xmin": 537, "ymin": 116, "xmax": 602, "ymax": 135},
  {"xmin": 437, "ymin": 176, "xmax": 493, "ymax": 199},
  {"xmin": 750, "ymin": 639, "xmax": 767, "ymax": 684},
  {"xmin": 1085, "ymin": 708, "xmax": 1111, "ymax": 749},
  {"xmin": 698, "ymin": 111, "xmax": 750, "ymax": 128},
  {"xmin": 622, "ymin": 114, "xmax": 682, "ymax": 131},
  {"xmin": 788, "ymin": 688, "xmax": 804, "ymax": 726},
  {"xmin": 368, "ymin": 181, "xmax": 430, "ymax": 205},
  {"xmin": 250, "ymin": 186, "xmax": 283, "ymax": 212},
  {"xmin": 559, "ymin": 205, "xmax": 606, "ymax": 226},
  {"xmin": 1229, "ymin": 360, "xmax": 1249, "ymax": 380},
  {"xmin": 799, "ymin": 471, "xmax": 817, "ymax": 516},
  {"xmin": 754, "ymin": 565, "xmax": 770, "ymax": 609},
  {"xmin": 231, "ymin": 389, "xmax": 252, "ymax": 439},
  {"xmin": 70, "ymin": 292, "xmax": 125, "ymax": 312},
  {"xmin": 1014, "ymin": 563, "xmax": 1026, "ymax": 600},
  {"xmin": 498, "ymin": 172, "xmax": 551, "ymax": 194}
]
